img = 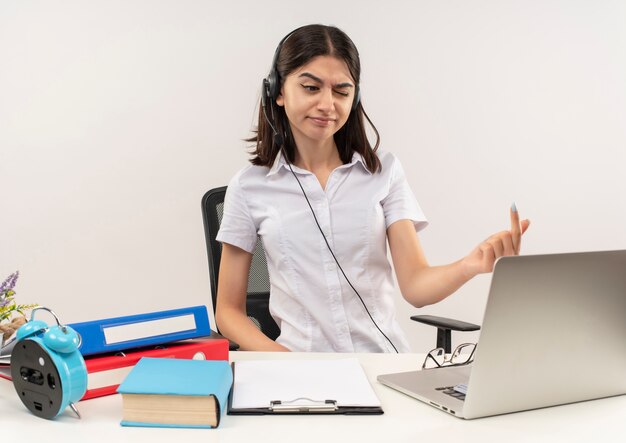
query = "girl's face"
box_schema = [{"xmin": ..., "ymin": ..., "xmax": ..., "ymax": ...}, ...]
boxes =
[{"xmin": 276, "ymin": 55, "xmax": 356, "ymax": 148}]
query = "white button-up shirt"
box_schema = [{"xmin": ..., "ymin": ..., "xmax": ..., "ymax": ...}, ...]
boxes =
[{"xmin": 216, "ymin": 151, "xmax": 427, "ymax": 352}]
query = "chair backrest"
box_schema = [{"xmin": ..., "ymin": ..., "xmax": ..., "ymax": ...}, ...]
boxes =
[{"xmin": 201, "ymin": 186, "xmax": 281, "ymax": 340}]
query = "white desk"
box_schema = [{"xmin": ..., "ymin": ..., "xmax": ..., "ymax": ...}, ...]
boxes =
[{"xmin": 2, "ymin": 352, "xmax": 625, "ymax": 442}]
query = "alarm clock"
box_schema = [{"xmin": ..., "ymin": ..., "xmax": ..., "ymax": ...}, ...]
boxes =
[{"xmin": 11, "ymin": 307, "xmax": 87, "ymax": 419}]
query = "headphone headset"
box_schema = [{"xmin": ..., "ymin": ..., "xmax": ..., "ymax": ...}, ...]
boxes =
[
  {"xmin": 12, "ymin": 307, "xmax": 87, "ymax": 419},
  {"xmin": 261, "ymin": 27, "xmax": 361, "ymax": 113},
  {"xmin": 260, "ymin": 27, "xmax": 398, "ymax": 353}
]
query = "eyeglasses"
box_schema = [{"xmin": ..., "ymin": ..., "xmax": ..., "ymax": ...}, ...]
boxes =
[{"xmin": 421, "ymin": 343, "xmax": 477, "ymax": 370}]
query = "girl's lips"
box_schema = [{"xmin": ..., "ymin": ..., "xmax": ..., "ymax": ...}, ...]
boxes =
[{"xmin": 309, "ymin": 117, "xmax": 335, "ymax": 126}]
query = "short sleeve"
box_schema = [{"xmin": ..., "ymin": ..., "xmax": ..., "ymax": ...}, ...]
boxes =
[
  {"xmin": 215, "ymin": 172, "xmax": 258, "ymax": 253},
  {"xmin": 381, "ymin": 155, "xmax": 428, "ymax": 232}
]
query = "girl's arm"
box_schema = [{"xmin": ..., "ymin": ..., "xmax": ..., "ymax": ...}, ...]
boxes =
[
  {"xmin": 388, "ymin": 207, "xmax": 530, "ymax": 307},
  {"xmin": 215, "ymin": 243, "xmax": 290, "ymax": 351}
]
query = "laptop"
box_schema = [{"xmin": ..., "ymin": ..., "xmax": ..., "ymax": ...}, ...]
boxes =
[{"xmin": 378, "ymin": 250, "xmax": 626, "ymax": 419}]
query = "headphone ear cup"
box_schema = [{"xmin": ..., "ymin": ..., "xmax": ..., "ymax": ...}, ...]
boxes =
[
  {"xmin": 267, "ymin": 70, "xmax": 279, "ymax": 101},
  {"xmin": 261, "ymin": 78, "xmax": 270, "ymax": 108},
  {"xmin": 352, "ymin": 85, "xmax": 361, "ymax": 111},
  {"xmin": 16, "ymin": 320, "xmax": 48, "ymax": 341},
  {"xmin": 43, "ymin": 325, "xmax": 81, "ymax": 354}
]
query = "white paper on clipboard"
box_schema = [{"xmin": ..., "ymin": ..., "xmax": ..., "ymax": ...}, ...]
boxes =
[{"xmin": 231, "ymin": 358, "xmax": 381, "ymax": 409}]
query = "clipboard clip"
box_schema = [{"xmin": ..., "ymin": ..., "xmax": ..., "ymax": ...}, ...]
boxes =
[{"xmin": 269, "ymin": 397, "xmax": 338, "ymax": 412}]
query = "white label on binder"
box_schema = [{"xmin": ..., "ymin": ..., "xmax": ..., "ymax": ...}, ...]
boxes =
[{"xmin": 102, "ymin": 314, "xmax": 196, "ymax": 344}]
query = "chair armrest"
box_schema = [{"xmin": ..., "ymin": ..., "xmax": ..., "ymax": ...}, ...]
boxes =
[
  {"xmin": 410, "ymin": 315, "xmax": 480, "ymax": 332},
  {"xmin": 410, "ymin": 315, "xmax": 480, "ymax": 354}
]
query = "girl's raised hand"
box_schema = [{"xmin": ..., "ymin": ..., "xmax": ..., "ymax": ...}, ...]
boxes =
[{"xmin": 462, "ymin": 204, "xmax": 531, "ymax": 278}]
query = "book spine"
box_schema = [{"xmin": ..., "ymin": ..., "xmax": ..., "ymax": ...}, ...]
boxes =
[{"xmin": 213, "ymin": 363, "xmax": 234, "ymax": 427}]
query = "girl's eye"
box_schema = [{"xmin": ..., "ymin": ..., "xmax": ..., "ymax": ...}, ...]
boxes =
[
  {"xmin": 302, "ymin": 85, "xmax": 319, "ymax": 92},
  {"xmin": 335, "ymin": 91, "xmax": 349, "ymax": 97}
]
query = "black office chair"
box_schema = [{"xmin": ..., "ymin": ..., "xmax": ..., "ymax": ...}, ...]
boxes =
[
  {"xmin": 201, "ymin": 186, "xmax": 281, "ymax": 341},
  {"xmin": 202, "ymin": 186, "xmax": 479, "ymax": 353}
]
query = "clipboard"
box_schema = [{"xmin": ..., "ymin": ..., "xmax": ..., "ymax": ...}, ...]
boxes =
[{"xmin": 227, "ymin": 359, "xmax": 383, "ymax": 415}]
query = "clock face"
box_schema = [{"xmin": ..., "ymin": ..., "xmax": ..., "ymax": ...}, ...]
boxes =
[{"xmin": 11, "ymin": 339, "xmax": 64, "ymax": 419}]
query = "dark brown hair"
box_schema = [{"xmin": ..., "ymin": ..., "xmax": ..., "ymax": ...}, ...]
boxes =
[{"xmin": 249, "ymin": 24, "xmax": 381, "ymax": 173}]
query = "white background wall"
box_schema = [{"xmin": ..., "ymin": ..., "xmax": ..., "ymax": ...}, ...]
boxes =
[{"xmin": 2, "ymin": 0, "xmax": 625, "ymax": 352}]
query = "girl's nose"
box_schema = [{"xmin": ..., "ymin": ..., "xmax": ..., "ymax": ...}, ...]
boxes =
[{"xmin": 316, "ymin": 88, "xmax": 335, "ymax": 112}]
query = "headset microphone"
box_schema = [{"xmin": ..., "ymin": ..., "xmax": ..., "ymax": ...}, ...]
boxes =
[
  {"xmin": 260, "ymin": 81, "xmax": 284, "ymax": 148},
  {"xmin": 274, "ymin": 133, "xmax": 284, "ymax": 148},
  {"xmin": 260, "ymin": 111, "xmax": 282, "ymax": 148}
]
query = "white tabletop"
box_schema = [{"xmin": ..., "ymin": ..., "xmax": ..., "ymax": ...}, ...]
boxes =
[{"xmin": 2, "ymin": 351, "xmax": 625, "ymax": 442}]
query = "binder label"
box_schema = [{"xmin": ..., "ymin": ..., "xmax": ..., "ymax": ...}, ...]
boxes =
[{"xmin": 103, "ymin": 314, "xmax": 196, "ymax": 344}]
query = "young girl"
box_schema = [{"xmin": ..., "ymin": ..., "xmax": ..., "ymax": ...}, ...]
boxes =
[{"xmin": 215, "ymin": 24, "xmax": 529, "ymax": 353}]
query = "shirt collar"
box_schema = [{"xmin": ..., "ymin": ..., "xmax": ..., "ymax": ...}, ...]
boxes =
[
  {"xmin": 266, "ymin": 151, "xmax": 371, "ymax": 177},
  {"xmin": 266, "ymin": 152, "xmax": 288, "ymax": 177}
]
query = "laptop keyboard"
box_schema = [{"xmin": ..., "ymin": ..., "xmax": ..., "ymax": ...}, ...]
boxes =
[{"xmin": 436, "ymin": 384, "xmax": 467, "ymax": 401}]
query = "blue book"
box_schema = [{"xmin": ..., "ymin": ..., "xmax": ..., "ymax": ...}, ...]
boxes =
[
  {"xmin": 117, "ymin": 357, "xmax": 233, "ymax": 428},
  {"xmin": 69, "ymin": 305, "xmax": 212, "ymax": 356}
]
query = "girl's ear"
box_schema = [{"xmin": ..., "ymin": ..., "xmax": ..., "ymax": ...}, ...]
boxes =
[{"xmin": 276, "ymin": 91, "xmax": 284, "ymax": 107}]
